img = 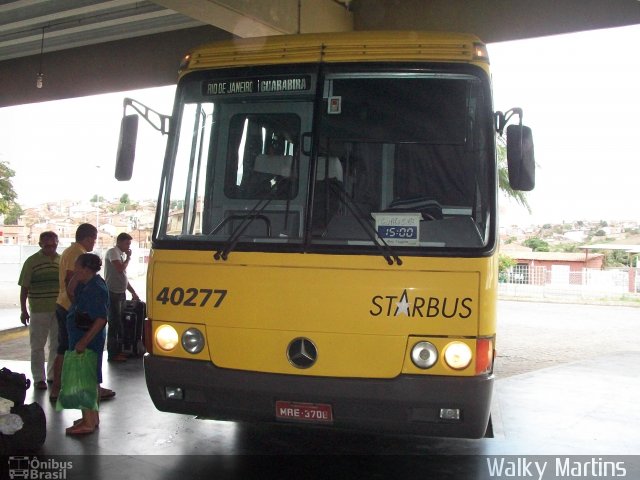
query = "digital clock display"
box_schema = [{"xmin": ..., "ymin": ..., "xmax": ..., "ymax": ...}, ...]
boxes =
[
  {"xmin": 377, "ymin": 226, "xmax": 418, "ymax": 239},
  {"xmin": 372, "ymin": 212, "xmax": 421, "ymax": 246}
]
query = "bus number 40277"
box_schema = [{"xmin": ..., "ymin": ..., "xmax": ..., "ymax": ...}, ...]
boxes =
[{"xmin": 155, "ymin": 287, "xmax": 227, "ymax": 308}]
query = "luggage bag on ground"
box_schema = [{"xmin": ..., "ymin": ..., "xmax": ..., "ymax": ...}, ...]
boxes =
[
  {"xmin": 122, "ymin": 299, "xmax": 146, "ymax": 356},
  {"xmin": 0, "ymin": 402, "xmax": 47, "ymax": 455},
  {"xmin": 0, "ymin": 367, "xmax": 30, "ymax": 405},
  {"xmin": 0, "ymin": 367, "xmax": 46, "ymax": 455}
]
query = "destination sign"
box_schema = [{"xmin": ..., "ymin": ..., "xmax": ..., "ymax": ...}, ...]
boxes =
[{"xmin": 202, "ymin": 75, "xmax": 312, "ymax": 96}]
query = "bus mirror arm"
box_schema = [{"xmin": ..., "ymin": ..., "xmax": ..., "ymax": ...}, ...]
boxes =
[
  {"xmin": 494, "ymin": 107, "xmax": 522, "ymax": 136},
  {"xmin": 122, "ymin": 97, "xmax": 171, "ymax": 135},
  {"xmin": 115, "ymin": 98, "xmax": 171, "ymax": 181}
]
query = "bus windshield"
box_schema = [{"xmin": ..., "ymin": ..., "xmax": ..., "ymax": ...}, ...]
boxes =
[{"xmin": 156, "ymin": 66, "xmax": 495, "ymax": 255}]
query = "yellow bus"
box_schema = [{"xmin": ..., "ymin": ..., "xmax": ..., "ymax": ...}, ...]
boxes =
[{"xmin": 116, "ymin": 31, "xmax": 534, "ymax": 438}]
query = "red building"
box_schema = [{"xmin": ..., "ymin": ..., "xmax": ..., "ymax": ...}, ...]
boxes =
[{"xmin": 506, "ymin": 251, "xmax": 604, "ymax": 285}]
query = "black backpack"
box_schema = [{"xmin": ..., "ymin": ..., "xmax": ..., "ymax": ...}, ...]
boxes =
[
  {"xmin": 0, "ymin": 367, "xmax": 31, "ymax": 405},
  {"xmin": 0, "ymin": 367, "xmax": 47, "ymax": 455}
]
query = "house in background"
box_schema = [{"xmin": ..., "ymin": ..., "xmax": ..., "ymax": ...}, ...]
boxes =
[
  {"xmin": 503, "ymin": 250, "xmax": 604, "ymax": 285},
  {"xmin": 580, "ymin": 244, "xmax": 640, "ymax": 293},
  {"xmin": 0, "ymin": 224, "xmax": 27, "ymax": 244}
]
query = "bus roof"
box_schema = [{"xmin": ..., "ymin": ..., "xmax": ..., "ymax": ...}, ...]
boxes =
[{"xmin": 180, "ymin": 31, "xmax": 488, "ymax": 77}]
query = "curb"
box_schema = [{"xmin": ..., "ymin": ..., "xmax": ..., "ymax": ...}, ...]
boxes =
[
  {"xmin": 498, "ymin": 295, "xmax": 640, "ymax": 308},
  {"xmin": 0, "ymin": 326, "xmax": 28, "ymax": 338}
]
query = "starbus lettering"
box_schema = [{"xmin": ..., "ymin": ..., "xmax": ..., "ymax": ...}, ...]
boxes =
[{"xmin": 369, "ymin": 289, "xmax": 473, "ymax": 319}]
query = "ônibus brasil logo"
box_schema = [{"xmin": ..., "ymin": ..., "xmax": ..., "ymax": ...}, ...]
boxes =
[{"xmin": 8, "ymin": 456, "xmax": 73, "ymax": 479}]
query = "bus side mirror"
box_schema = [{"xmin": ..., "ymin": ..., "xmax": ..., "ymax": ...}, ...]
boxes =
[
  {"xmin": 115, "ymin": 114, "xmax": 139, "ymax": 181},
  {"xmin": 506, "ymin": 124, "xmax": 535, "ymax": 191}
]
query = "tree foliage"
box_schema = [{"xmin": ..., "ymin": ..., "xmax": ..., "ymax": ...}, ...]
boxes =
[
  {"xmin": 498, "ymin": 254, "xmax": 516, "ymax": 283},
  {"xmin": 498, "ymin": 253, "xmax": 516, "ymax": 272},
  {"xmin": 0, "ymin": 160, "xmax": 18, "ymax": 216},
  {"xmin": 554, "ymin": 242, "xmax": 579, "ymax": 253},
  {"xmin": 3, "ymin": 203, "xmax": 23, "ymax": 225},
  {"xmin": 524, "ymin": 237, "xmax": 550, "ymax": 252},
  {"xmin": 604, "ymin": 250, "xmax": 629, "ymax": 268},
  {"xmin": 111, "ymin": 193, "xmax": 138, "ymax": 212}
]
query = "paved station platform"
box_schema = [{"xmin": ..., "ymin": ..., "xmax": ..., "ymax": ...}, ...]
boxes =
[{"xmin": 2, "ymin": 342, "xmax": 639, "ymax": 478}]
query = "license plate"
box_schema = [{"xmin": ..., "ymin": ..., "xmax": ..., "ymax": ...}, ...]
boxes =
[{"xmin": 275, "ymin": 401, "xmax": 333, "ymax": 424}]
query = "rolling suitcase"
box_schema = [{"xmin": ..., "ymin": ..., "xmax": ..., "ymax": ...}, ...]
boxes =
[{"xmin": 122, "ymin": 299, "xmax": 146, "ymax": 356}]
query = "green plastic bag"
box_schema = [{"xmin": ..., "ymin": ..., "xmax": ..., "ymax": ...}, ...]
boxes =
[{"xmin": 56, "ymin": 350, "xmax": 99, "ymax": 411}]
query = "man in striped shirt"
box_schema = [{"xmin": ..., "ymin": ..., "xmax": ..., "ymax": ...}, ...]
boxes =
[{"xmin": 18, "ymin": 231, "xmax": 60, "ymax": 390}]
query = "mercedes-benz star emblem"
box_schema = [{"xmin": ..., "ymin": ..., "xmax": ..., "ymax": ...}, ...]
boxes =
[{"xmin": 287, "ymin": 337, "xmax": 318, "ymax": 369}]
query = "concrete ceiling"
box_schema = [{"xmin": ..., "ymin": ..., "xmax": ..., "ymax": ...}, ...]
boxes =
[
  {"xmin": 3, "ymin": 0, "xmax": 640, "ymax": 64},
  {"xmin": 0, "ymin": 0, "xmax": 354, "ymax": 64},
  {"xmin": 1, "ymin": 0, "xmax": 639, "ymax": 107},
  {"xmin": 0, "ymin": 0, "xmax": 204, "ymax": 63}
]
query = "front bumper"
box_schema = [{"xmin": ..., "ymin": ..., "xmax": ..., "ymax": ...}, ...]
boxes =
[{"xmin": 144, "ymin": 354, "xmax": 493, "ymax": 438}]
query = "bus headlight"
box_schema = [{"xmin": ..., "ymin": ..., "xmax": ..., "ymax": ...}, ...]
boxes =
[
  {"xmin": 182, "ymin": 328, "xmax": 205, "ymax": 354},
  {"xmin": 411, "ymin": 341, "xmax": 438, "ymax": 369},
  {"xmin": 156, "ymin": 325, "xmax": 179, "ymax": 351},
  {"xmin": 444, "ymin": 341, "xmax": 472, "ymax": 370}
]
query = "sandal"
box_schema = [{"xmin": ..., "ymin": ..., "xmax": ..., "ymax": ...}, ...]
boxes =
[
  {"xmin": 34, "ymin": 381, "xmax": 48, "ymax": 390},
  {"xmin": 74, "ymin": 418, "xmax": 99, "ymax": 428},
  {"xmin": 99, "ymin": 387, "xmax": 116, "ymax": 400},
  {"xmin": 65, "ymin": 423, "xmax": 97, "ymax": 436}
]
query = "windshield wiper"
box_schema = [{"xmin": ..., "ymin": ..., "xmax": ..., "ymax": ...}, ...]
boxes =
[
  {"xmin": 213, "ymin": 197, "xmax": 274, "ymax": 261},
  {"xmin": 326, "ymin": 180, "xmax": 402, "ymax": 266},
  {"xmin": 214, "ymin": 176, "xmax": 291, "ymax": 261}
]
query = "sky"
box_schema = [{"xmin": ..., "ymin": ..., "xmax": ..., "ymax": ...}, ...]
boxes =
[
  {"xmin": 489, "ymin": 25, "xmax": 640, "ymax": 225},
  {"xmin": 0, "ymin": 85, "xmax": 175, "ymax": 208},
  {"xmin": 1, "ymin": 25, "xmax": 639, "ymax": 226}
]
